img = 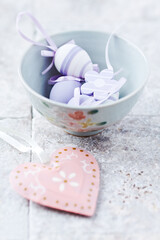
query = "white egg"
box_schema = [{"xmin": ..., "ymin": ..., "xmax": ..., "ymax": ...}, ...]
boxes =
[{"xmin": 54, "ymin": 43, "xmax": 93, "ymax": 78}]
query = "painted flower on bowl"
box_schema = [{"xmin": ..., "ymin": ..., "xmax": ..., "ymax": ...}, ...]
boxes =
[
  {"xmin": 68, "ymin": 111, "xmax": 86, "ymax": 120},
  {"xmin": 78, "ymin": 118, "xmax": 95, "ymax": 128},
  {"xmin": 81, "ymin": 69, "xmax": 126, "ymax": 101}
]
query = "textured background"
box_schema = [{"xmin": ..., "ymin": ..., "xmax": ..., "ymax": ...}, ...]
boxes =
[{"xmin": 0, "ymin": 0, "xmax": 160, "ymax": 239}]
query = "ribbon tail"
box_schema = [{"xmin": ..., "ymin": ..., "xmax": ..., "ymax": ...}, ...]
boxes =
[
  {"xmin": 114, "ymin": 68, "xmax": 123, "ymax": 77},
  {"xmin": 48, "ymin": 75, "xmax": 62, "ymax": 85},
  {"xmin": 0, "ymin": 130, "xmax": 29, "ymax": 152},
  {"xmin": 41, "ymin": 49, "xmax": 56, "ymax": 75},
  {"xmin": 105, "ymin": 24, "xmax": 124, "ymax": 70},
  {"xmin": 93, "ymin": 64, "xmax": 100, "ymax": 73},
  {"xmin": 49, "ymin": 76, "xmax": 82, "ymax": 84},
  {"xmin": 0, "ymin": 129, "xmax": 50, "ymax": 163},
  {"xmin": 66, "ymin": 39, "xmax": 76, "ymax": 44},
  {"xmin": 16, "ymin": 11, "xmax": 57, "ymax": 52},
  {"xmin": 41, "ymin": 50, "xmax": 54, "ymax": 57},
  {"xmin": 42, "ymin": 57, "xmax": 54, "ymax": 75},
  {"xmin": 105, "ymin": 32, "xmax": 114, "ymax": 71},
  {"xmin": 117, "ymin": 77, "xmax": 127, "ymax": 88}
]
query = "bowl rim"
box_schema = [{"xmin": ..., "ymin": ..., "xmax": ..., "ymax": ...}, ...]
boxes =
[{"xmin": 19, "ymin": 30, "xmax": 149, "ymax": 110}]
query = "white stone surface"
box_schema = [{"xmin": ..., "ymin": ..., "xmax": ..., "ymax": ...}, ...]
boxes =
[
  {"xmin": 0, "ymin": 0, "xmax": 160, "ymax": 239},
  {"xmin": 29, "ymin": 115, "xmax": 160, "ymax": 240},
  {"xmin": 0, "ymin": 0, "xmax": 33, "ymax": 118},
  {"xmin": 0, "ymin": 118, "xmax": 31, "ymax": 240}
]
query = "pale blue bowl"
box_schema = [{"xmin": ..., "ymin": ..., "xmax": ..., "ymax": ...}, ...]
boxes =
[{"xmin": 20, "ymin": 31, "xmax": 149, "ymax": 136}]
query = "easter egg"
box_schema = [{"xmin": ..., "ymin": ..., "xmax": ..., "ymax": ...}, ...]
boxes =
[
  {"xmin": 49, "ymin": 80, "xmax": 82, "ymax": 104},
  {"xmin": 54, "ymin": 43, "xmax": 93, "ymax": 78}
]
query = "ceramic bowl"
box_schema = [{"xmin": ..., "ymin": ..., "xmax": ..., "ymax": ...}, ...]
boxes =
[{"xmin": 20, "ymin": 31, "xmax": 149, "ymax": 137}]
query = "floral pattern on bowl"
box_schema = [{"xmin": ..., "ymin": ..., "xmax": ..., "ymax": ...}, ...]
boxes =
[{"xmin": 35, "ymin": 98, "xmax": 107, "ymax": 133}]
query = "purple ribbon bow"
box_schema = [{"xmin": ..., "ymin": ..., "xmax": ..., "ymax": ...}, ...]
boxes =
[{"xmin": 17, "ymin": 11, "xmax": 58, "ymax": 75}]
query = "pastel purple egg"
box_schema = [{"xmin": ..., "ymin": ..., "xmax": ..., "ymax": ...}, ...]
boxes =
[{"xmin": 49, "ymin": 81, "xmax": 82, "ymax": 104}]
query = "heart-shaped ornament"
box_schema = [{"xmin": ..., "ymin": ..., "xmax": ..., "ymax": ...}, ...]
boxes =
[{"xmin": 10, "ymin": 147, "xmax": 99, "ymax": 216}]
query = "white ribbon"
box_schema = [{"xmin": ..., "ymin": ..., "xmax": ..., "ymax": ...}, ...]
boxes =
[{"xmin": 0, "ymin": 129, "xmax": 50, "ymax": 163}]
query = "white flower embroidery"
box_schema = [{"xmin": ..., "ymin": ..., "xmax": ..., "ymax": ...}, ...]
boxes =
[{"xmin": 52, "ymin": 171, "xmax": 79, "ymax": 192}]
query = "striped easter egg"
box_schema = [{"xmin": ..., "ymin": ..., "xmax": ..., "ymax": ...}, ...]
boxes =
[{"xmin": 54, "ymin": 43, "xmax": 93, "ymax": 78}]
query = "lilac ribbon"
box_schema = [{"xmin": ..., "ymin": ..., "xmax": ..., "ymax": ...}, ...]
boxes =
[
  {"xmin": 16, "ymin": 11, "xmax": 57, "ymax": 51},
  {"xmin": 16, "ymin": 11, "xmax": 58, "ymax": 75},
  {"xmin": 48, "ymin": 75, "xmax": 62, "ymax": 85},
  {"xmin": 48, "ymin": 76, "xmax": 83, "ymax": 85},
  {"xmin": 41, "ymin": 50, "xmax": 54, "ymax": 57},
  {"xmin": 93, "ymin": 64, "xmax": 100, "ymax": 73}
]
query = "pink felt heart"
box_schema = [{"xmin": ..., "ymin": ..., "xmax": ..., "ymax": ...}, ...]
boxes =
[{"xmin": 10, "ymin": 147, "xmax": 100, "ymax": 216}]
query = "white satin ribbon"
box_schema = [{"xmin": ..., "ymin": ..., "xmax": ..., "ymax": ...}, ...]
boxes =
[{"xmin": 0, "ymin": 130, "xmax": 50, "ymax": 163}]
